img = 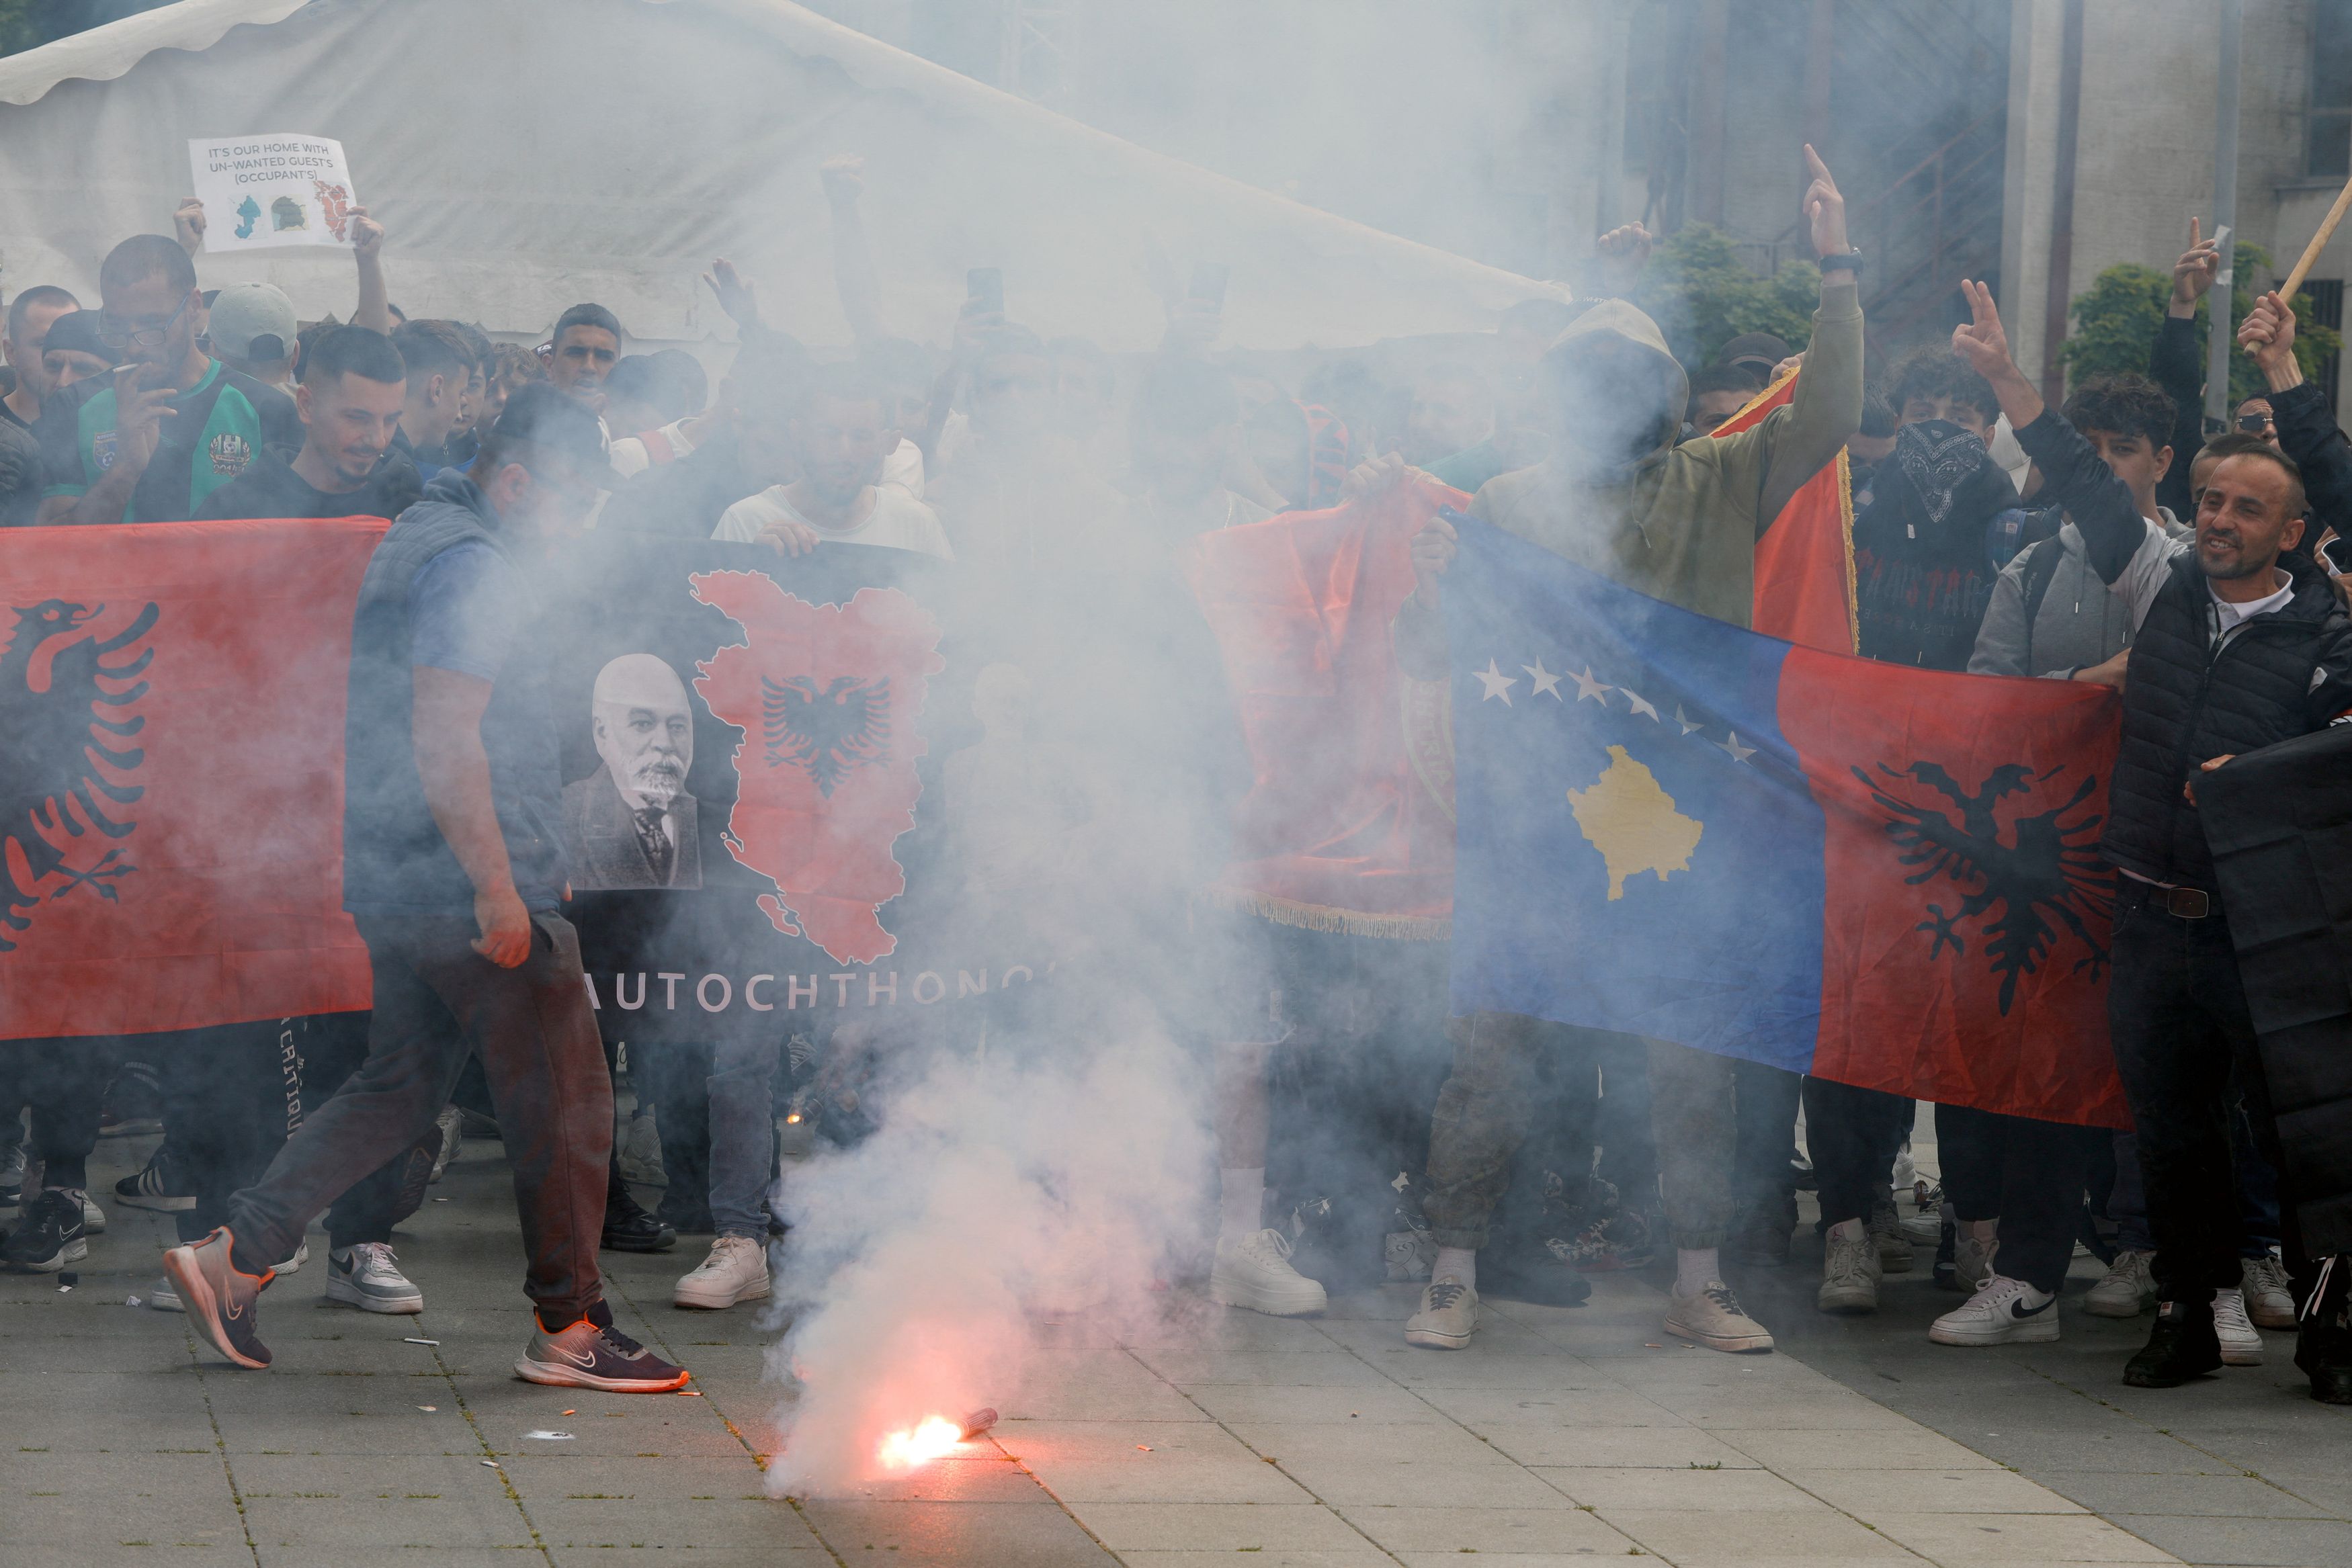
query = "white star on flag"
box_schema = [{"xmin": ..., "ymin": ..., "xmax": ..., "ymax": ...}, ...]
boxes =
[
  {"xmin": 1717, "ymin": 730, "xmax": 1757, "ymax": 765},
  {"xmin": 1674, "ymin": 703, "xmax": 1704, "ymax": 735},
  {"xmin": 1570, "ymin": 666, "xmax": 1611, "ymax": 703},
  {"xmin": 1523, "ymin": 659, "xmax": 1564, "ymax": 700},
  {"xmin": 1620, "ymin": 687, "xmax": 1661, "ymax": 722},
  {"xmin": 1474, "ymin": 658, "xmax": 1517, "ymax": 705}
]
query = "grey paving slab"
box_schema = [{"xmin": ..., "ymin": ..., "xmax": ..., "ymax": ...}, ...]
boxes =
[
  {"xmin": 1335, "ymin": 1502, "xmax": 1639, "ymax": 1555},
  {"xmin": 1075, "ymin": 1500, "xmax": 1378, "ymax": 1551},
  {"xmin": 2041, "ymin": 1469, "xmax": 2337, "ymax": 1520},
  {"xmin": 2104, "ymin": 1516, "xmax": 2352, "ymax": 1568},
  {"xmin": 796, "ymin": 1498, "xmax": 1120, "ymax": 1565}
]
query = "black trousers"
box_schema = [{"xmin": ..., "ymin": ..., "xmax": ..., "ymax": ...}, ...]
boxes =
[
  {"xmin": 2109, "ymin": 883, "xmax": 2304, "ymax": 1306},
  {"xmin": 0, "ymin": 1038, "xmax": 117, "ymax": 1191},
  {"xmin": 158, "ymin": 1016, "xmax": 426, "ymax": 1250},
  {"xmin": 1733, "ymin": 1060, "xmax": 1803, "ymax": 1213},
  {"xmin": 1802, "ymin": 1075, "xmax": 1912, "ymax": 1229},
  {"xmin": 1935, "ymin": 1102, "xmax": 2099, "ymax": 1294}
]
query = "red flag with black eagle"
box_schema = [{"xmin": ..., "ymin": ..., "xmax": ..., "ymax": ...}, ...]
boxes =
[{"xmin": 0, "ymin": 519, "xmax": 378, "ymax": 1038}]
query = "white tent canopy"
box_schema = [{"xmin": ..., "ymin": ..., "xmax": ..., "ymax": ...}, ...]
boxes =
[{"xmin": 0, "ymin": 0, "xmax": 1564, "ymax": 355}]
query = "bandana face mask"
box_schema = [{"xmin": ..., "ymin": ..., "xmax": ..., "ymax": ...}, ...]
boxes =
[{"xmin": 1893, "ymin": 419, "xmax": 1994, "ymax": 528}]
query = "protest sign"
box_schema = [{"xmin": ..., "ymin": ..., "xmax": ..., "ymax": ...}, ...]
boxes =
[{"xmin": 187, "ymin": 134, "xmax": 360, "ymax": 253}]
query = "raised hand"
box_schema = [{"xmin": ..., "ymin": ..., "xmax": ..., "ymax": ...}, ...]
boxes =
[
  {"xmin": 2237, "ymin": 289, "xmax": 2296, "ymax": 369},
  {"xmin": 2171, "ymin": 216, "xmax": 2220, "ymax": 313},
  {"xmin": 821, "ymin": 153, "xmax": 866, "ymax": 209},
  {"xmin": 1803, "ymin": 144, "xmax": 1848, "ymax": 259},
  {"xmin": 174, "ymin": 197, "xmax": 206, "ymax": 257},
  {"xmin": 348, "ymin": 204, "xmax": 385, "ymax": 261},
  {"xmin": 702, "ymin": 258, "xmax": 761, "ymax": 330},
  {"xmin": 1949, "ymin": 278, "xmax": 2015, "ymax": 382},
  {"xmin": 1593, "ymin": 222, "xmax": 1654, "ymax": 293}
]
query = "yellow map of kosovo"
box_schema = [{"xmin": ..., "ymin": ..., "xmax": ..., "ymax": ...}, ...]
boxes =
[{"xmin": 1567, "ymin": 745, "xmax": 1704, "ymax": 900}]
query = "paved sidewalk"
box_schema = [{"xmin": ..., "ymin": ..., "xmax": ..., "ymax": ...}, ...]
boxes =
[{"xmin": 0, "ymin": 1123, "xmax": 2341, "ymax": 1567}]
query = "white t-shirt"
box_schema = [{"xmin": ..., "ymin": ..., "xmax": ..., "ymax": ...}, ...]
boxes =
[
  {"xmin": 880, "ymin": 436, "xmax": 925, "ymax": 500},
  {"xmin": 714, "ymin": 484, "xmax": 954, "ymax": 560}
]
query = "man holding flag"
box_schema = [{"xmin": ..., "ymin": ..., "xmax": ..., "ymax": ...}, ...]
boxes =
[
  {"xmin": 1951, "ymin": 279, "xmax": 2352, "ymax": 1401},
  {"xmin": 1390, "ymin": 142, "xmax": 1863, "ymax": 1354}
]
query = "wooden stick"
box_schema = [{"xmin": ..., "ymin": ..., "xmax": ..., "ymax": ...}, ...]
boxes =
[{"xmin": 2281, "ymin": 172, "xmax": 2352, "ymax": 301}]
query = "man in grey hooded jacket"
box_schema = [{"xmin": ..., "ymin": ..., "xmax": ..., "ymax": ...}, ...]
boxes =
[{"xmin": 1970, "ymin": 376, "xmax": 2189, "ymax": 682}]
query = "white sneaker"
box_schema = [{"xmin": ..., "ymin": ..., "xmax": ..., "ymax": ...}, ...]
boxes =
[
  {"xmin": 2085, "ymin": 1248, "xmax": 2156, "ymax": 1317},
  {"xmin": 1817, "ymin": 1227, "xmax": 1881, "ymax": 1314},
  {"xmin": 2212, "ymin": 1287, "xmax": 2263, "ymax": 1366},
  {"xmin": 1404, "ymin": 1274, "xmax": 1478, "ymax": 1349},
  {"xmin": 1954, "ymin": 1227, "xmax": 1999, "ymax": 1293},
  {"xmin": 80, "ymin": 1192, "xmax": 106, "ymax": 1233},
  {"xmin": 2241, "ymin": 1254, "xmax": 2296, "ymax": 1330},
  {"xmin": 149, "ymin": 1272, "xmax": 183, "ymax": 1312},
  {"xmin": 427, "ymin": 1104, "xmax": 464, "ymax": 1184},
  {"xmin": 326, "ymin": 1242, "xmax": 423, "ymax": 1313},
  {"xmin": 1929, "ymin": 1274, "xmax": 2058, "ymax": 1346},
  {"xmin": 274, "ymin": 1239, "xmax": 310, "ymax": 1276},
  {"xmin": 1208, "ymin": 1228, "xmax": 1328, "ymax": 1317},
  {"xmin": 1665, "ymin": 1281, "xmax": 1774, "ymax": 1353},
  {"xmin": 673, "ymin": 1235, "xmax": 770, "ymax": 1310}
]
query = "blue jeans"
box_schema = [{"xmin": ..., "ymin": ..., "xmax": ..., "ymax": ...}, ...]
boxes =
[{"xmin": 704, "ymin": 1037, "xmax": 779, "ymax": 1239}]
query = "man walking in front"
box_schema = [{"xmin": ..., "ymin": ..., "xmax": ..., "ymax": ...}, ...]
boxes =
[{"xmin": 165, "ymin": 386, "xmax": 689, "ymax": 1393}]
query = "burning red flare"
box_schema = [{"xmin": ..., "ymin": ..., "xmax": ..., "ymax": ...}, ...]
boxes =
[{"xmin": 877, "ymin": 1415, "xmax": 963, "ymax": 1470}]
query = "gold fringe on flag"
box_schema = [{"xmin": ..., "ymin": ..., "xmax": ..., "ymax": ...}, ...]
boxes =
[{"xmin": 1206, "ymin": 884, "xmax": 1451, "ymax": 942}]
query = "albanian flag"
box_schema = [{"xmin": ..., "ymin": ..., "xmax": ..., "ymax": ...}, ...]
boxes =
[
  {"xmin": 1443, "ymin": 515, "xmax": 2128, "ymax": 1128},
  {"xmin": 0, "ymin": 519, "xmax": 378, "ymax": 1039},
  {"xmin": 1187, "ymin": 478, "xmax": 1458, "ymax": 939},
  {"xmin": 1722, "ymin": 367, "xmax": 1858, "ymax": 654}
]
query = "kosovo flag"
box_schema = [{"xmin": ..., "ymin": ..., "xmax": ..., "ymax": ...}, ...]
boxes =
[{"xmin": 1444, "ymin": 515, "xmax": 2131, "ymax": 1128}]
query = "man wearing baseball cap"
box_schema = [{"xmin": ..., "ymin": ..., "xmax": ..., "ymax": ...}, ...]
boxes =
[
  {"xmin": 163, "ymin": 386, "xmax": 682, "ymax": 1394},
  {"xmin": 204, "ymin": 281, "xmax": 300, "ymax": 390}
]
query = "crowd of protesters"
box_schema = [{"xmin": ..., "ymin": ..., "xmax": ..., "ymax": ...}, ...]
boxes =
[{"xmin": 0, "ymin": 140, "xmax": 2347, "ymax": 1409}]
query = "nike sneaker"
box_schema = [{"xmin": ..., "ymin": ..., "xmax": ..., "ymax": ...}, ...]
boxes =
[
  {"xmin": 163, "ymin": 1227, "xmax": 275, "ymax": 1370},
  {"xmin": 1929, "ymin": 1274, "xmax": 2058, "ymax": 1346},
  {"xmin": 515, "ymin": 1301, "xmax": 691, "ymax": 1392}
]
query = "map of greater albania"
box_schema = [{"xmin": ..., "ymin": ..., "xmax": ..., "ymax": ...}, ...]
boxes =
[
  {"xmin": 1566, "ymin": 744, "xmax": 1704, "ymax": 900},
  {"xmin": 689, "ymin": 572, "xmax": 944, "ymax": 965}
]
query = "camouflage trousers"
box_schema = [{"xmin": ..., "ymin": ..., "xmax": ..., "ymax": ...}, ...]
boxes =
[{"xmin": 1423, "ymin": 1011, "xmax": 1736, "ymax": 1252}]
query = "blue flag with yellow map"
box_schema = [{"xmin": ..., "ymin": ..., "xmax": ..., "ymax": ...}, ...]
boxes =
[{"xmin": 1442, "ymin": 513, "xmax": 2134, "ymax": 1128}]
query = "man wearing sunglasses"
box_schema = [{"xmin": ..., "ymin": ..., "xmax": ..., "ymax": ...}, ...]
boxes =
[
  {"xmin": 35, "ymin": 234, "xmax": 296, "ymax": 525},
  {"xmin": 2234, "ymin": 397, "xmax": 2281, "ymax": 448}
]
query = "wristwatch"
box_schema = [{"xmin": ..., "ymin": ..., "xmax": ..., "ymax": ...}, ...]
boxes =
[{"xmin": 1819, "ymin": 249, "xmax": 1863, "ymax": 277}]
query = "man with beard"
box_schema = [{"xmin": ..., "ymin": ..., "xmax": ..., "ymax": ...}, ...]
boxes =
[
  {"xmin": 196, "ymin": 326, "xmax": 421, "ymax": 522},
  {"xmin": 714, "ymin": 361, "xmax": 950, "ymax": 560},
  {"xmin": 1955, "ymin": 279, "xmax": 2352, "ymax": 1401},
  {"xmin": 1390, "ymin": 144, "xmax": 1861, "ymax": 1356},
  {"xmin": 563, "ymin": 655, "xmax": 703, "ymax": 890}
]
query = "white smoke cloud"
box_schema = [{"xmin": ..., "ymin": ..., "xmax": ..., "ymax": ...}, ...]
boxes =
[{"xmin": 761, "ymin": 1001, "xmax": 1212, "ymax": 1494}]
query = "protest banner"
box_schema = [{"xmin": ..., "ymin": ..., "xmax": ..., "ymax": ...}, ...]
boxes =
[{"xmin": 187, "ymin": 134, "xmax": 360, "ymax": 253}]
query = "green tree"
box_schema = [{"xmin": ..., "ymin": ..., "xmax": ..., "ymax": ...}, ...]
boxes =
[
  {"xmin": 2059, "ymin": 243, "xmax": 2341, "ymax": 409},
  {"xmin": 1626, "ymin": 224, "xmax": 1822, "ymax": 370}
]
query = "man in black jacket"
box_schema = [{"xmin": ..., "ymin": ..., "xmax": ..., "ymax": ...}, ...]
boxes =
[
  {"xmin": 195, "ymin": 325, "xmax": 420, "ymax": 523},
  {"xmin": 1952, "ymin": 279, "xmax": 2352, "ymax": 1400}
]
